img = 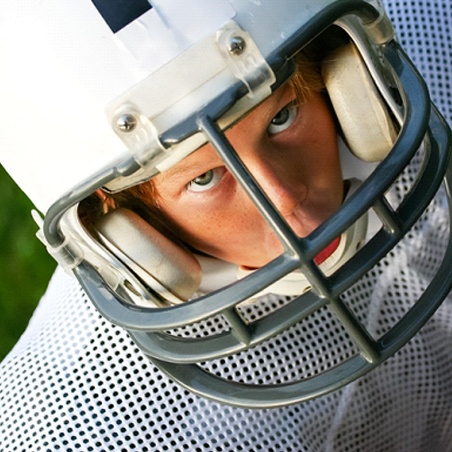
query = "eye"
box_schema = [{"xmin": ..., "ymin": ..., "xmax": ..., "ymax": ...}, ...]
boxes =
[
  {"xmin": 267, "ymin": 101, "xmax": 298, "ymax": 135},
  {"xmin": 187, "ymin": 167, "xmax": 226, "ymax": 193}
]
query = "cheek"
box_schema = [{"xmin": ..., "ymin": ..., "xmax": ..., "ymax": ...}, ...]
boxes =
[
  {"xmin": 159, "ymin": 191, "xmax": 279, "ymax": 265},
  {"xmin": 197, "ymin": 204, "xmax": 266, "ymax": 250},
  {"xmin": 158, "ymin": 191, "xmax": 253, "ymax": 245}
]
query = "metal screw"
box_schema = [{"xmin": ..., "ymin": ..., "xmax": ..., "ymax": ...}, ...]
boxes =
[
  {"xmin": 116, "ymin": 113, "xmax": 137, "ymax": 132},
  {"xmin": 229, "ymin": 36, "xmax": 246, "ymax": 55}
]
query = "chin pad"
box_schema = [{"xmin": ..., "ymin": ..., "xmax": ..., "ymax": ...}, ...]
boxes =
[
  {"xmin": 322, "ymin": 43, "xmax": 398, "ymax": 162},
  {"xmin": 94, "ymin": 208, "xmax": 202, "ymax": 302}
]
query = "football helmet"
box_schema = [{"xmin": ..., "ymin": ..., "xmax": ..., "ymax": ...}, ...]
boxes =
[{"xmin": 0, "ymin": 0, "xmax": 451, "ymax": 408}]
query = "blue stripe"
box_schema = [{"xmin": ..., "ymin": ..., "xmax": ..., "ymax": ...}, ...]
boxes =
[{"xmin": 92, "ymin": 0, "xmax": 153, "ymax": 33}]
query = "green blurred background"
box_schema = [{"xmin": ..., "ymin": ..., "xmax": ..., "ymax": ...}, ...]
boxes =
[{"xmin": 0, "ymin": 165, "xmax": 56, "ymax": 361}]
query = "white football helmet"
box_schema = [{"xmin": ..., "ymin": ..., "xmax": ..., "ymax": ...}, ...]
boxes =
[{"xmin": 0, "ymin": 0, "xmax": 451, "ymax": 408}]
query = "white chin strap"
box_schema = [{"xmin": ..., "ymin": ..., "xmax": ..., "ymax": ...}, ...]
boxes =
[{"xmin": 197, "ymin": 178, "xmax": 368, "ymax": 298}]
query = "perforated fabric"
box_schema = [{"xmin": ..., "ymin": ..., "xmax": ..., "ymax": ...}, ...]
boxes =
[
  {"xmin": 1, "ymin": 2, "xmax": 452, "ymax": 451},
  {"xmin": 384, "ymin": 0, "xmax": 452, "ymax": 125}
]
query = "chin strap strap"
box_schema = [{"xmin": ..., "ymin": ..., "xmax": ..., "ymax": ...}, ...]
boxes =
[{"xmin": 197, "ymin": 178, "xmax": 368, "ymax": 298}]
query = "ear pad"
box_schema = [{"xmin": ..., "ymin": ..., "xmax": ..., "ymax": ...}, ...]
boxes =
[
  {"xmin": 322, "ymin": 43, "xmax": 398, "ymax": 162},
  {"xmin": 94, "ymin": 208, "xmax": 202, "ymax": 302}
]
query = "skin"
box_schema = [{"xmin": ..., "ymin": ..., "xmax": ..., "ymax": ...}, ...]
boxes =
[{"xmin": 151, "ymin": 83, "xmax": 343, "ymax": 269}]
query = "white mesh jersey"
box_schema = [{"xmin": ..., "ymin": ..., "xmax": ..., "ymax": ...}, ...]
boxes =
[{"xmin": 1, "ymin": 2, "xmax": 452, "ymax": 451}]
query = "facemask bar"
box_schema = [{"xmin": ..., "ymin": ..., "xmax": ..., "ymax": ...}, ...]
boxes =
[{"xmin": 73, "ymin": 40, "xmax": 452, "ymax": 408}]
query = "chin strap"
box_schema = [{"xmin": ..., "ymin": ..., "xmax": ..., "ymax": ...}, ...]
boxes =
[{"xmin": 197, "ymin": 178, "xmax": 368, "ymax": 297}]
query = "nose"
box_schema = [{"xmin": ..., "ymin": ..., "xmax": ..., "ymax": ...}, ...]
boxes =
[{"xmin": 245, "ymin": 155, "xmax": 308, "ymax": 218}]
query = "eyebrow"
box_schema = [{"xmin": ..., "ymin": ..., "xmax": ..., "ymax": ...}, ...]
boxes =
[
  {"xmin": 156, "ymin": 158, "xmax": 217, "ymax": 188},
  {"xmin": 158, "ymin": 162, "xmax": 198, "ymax": 183}
]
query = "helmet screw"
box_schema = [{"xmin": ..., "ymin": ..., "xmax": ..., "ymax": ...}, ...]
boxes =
[
  {"xmin": 116, "ymin": 113, "xmax": 137, "ymax": 133},
  {"xmin": 229, "ymin": 36, "xmax": 246, "ymax": 55}
]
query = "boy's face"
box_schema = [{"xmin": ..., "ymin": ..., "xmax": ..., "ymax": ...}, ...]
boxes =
[{"xmin": 151, "ymin": 83, "xmax": 343, "ymax": 268}]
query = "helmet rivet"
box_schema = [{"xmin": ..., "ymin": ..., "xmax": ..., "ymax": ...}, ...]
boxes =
[
  {"xmin": 116, "ymin": 114, "xmax": 137, "ymax": 132},
  {"xmin": 229, "ymin": 36, "xmax": 246, "ymax": 55}
]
